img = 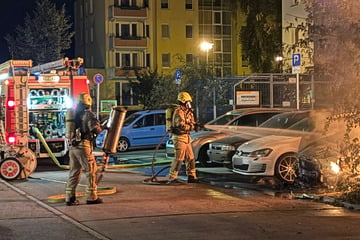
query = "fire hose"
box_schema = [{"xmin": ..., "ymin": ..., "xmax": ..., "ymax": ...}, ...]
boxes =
[{"xmin": 142, "ymin": 131, "xmax": 173, "ymax": 185}]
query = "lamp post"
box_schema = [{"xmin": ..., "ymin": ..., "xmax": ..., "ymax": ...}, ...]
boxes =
[
  {"xmin": 275, "ymin": 55, "xmax": 283, "ymax": 73},
  {"xmin": 200, "ymin": 41, "xmax": 216, "ymax": 120},
  {"xmin": 200, "ymin": 41, "xmax": 214, "ymax": 67}
]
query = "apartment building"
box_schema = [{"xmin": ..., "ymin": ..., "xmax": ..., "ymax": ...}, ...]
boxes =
[{"xmin": 74, "ymin": 0, "xmax": 249, "ymax": 110}]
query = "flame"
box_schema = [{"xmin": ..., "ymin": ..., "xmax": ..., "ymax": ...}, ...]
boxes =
[{"xmin": 330, "ymin": 161, "xmax": 340, "ymax": 174}]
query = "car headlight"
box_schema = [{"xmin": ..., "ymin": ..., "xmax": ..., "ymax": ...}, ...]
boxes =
[
  {"xmin": 219, "ymin": 145, "xmax": 235, "ymax": 151},
  {"xmin": 249, "ymin": 148, "xmax": 272, "ymax": 158}
]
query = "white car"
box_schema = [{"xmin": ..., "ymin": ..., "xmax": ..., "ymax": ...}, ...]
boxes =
[
  {"xmin": 232, "ymin": 110, "xmax": 345, "ymax": 184},
  {"xmin": 232, "ymin": 135, "xmax": 302, "ymax": 183}
]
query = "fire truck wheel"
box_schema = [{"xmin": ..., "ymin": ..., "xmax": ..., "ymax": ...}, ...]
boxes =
[
  {"xmin": 0, "ymin": 158, "xmax": 22, "ymax": 180},
  {"xmin": 117, "ymin": 137, "xmax": 130, "ymax": 152}
]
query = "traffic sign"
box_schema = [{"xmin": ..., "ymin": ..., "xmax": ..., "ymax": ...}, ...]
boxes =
[
  {"xmin": 93, "ymin": 73, "xmax": 104, "ymax": 84},
  {"xmin": 175, "ymin": 69, "xmax": 181, "ymax": 85},
  {"xmin": 292, "ymin": 53, "xmax": 301, "ymax": 66}
]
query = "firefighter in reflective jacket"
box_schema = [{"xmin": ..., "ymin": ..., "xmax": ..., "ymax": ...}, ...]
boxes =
[
  {"xmin": 65, "ymin": 93, "xmax": 103, "ymax": 205},
  {"xmin": 168, "ymin": 91, "xmax": 199, "ymax": 184}
]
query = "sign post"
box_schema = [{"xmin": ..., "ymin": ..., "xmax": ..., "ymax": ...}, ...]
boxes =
[
  {"xmin": 175, "ymin": 69, "xmax": 182, "ymax": 93},
  {"xmin": 93, "ymin": 73, "xmax": 104, "ymax": 118},
  {"xmin": 292, "ymin": 53, "xmax": 301, "ymax": 110}
]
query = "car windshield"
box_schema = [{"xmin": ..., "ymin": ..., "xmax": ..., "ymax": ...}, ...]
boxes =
[
  {"xmin": 259, "ymin": 111, "xmax": 309, "ymax": 129},
  {"xmin": 206, "ymin": 111, "xmax": 245, "ymax": 125},
  {"xmin": 123, "ymin": 113, "xmax": 142, "ymax": 126}
]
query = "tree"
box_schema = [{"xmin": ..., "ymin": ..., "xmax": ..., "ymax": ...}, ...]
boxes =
[
  {"xmin": 131, "ymin": 68, "xmax": 178, "ymax": 110},
  {"xmin": 236, "ymin": 0, "xmax": 282, "ymax": 73},
  {"xmin": 5, "ymin": 0, "xmax": 74, "ymax": 65}
]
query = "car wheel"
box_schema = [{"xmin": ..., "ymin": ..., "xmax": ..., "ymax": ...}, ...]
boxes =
[
  {"xmin": 275, "ymin": 153, "xmax": 298, "ymax": 184},
  {"xmin": 198, "ymin": 145, "xmax": 215, "ymax": 167},
  {"xmin": 117, "ymin": 137, "xmax": 130, "ymax": 152}
]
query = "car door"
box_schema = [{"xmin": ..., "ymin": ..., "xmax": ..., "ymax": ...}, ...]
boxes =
[{"xmin": 129, "ymin": 114, "xmax": 155, "ymax": 146}]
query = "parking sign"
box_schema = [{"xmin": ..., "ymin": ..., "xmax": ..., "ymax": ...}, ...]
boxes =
[
  {"xmin": 292, "ymin": 53, "xmax": 301, "ymax": 67},
  {"xmin": 175, "ymin": 69, "xmax": 181, "ymax": 84}
]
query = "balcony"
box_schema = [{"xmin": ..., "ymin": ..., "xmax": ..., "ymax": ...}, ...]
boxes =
[
  {"xmin": 109, "ymin": 67, "xmax": 148, "ymax": 79},
  {"xmin": 109, "ymin": 5, "xmax": 147, "ymax": 20},
  {"xmin": 110, "ymin": 36, "xmax": 147, "ymax": 49}
]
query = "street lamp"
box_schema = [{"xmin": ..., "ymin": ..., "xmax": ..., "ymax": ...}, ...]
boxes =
[
  {"xmin": 200, "ymin": 41, "xmax": 216, "ymax": 120},
  {"xmin": 275, "ymin": 55, "xmax": 283, "ymax": 73},
  {"xmin": 200, "ymin": 41, "xmax": 214, "ymax": 66}
]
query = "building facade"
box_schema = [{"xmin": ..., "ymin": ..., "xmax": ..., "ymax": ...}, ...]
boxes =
[{"xmin": 74, "ymin": 0, "xmax": 250, "ymax": 112}]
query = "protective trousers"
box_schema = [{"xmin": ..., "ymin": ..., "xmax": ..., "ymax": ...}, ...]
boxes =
[
  {"xmin": 65, "ymin": 141, "xmax": 98, "ymax": 202},
  {"xmin": 169, "ymin": 139, "xmax": 197, "ymax": 180}
]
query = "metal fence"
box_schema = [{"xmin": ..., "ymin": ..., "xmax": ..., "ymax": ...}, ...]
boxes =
[{"xmin": 232, "ymin": 73, "xmax": 316, "ymax": 110}]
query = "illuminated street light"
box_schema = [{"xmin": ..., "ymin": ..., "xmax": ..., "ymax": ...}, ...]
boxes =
[
  {"xmin": 200, "ymin": 41, "xmax": 214, "ymax": 65},
  {"xmin": 275, "ymin": 55, "xmax": 283, "ymax": 73},
  {"xmin": 200, "ymin": 41, "xmax": 216, "ymax": 120},
  {"xmin": 275, "ymin": 56, "xmax": 283, "ymax": 62}
]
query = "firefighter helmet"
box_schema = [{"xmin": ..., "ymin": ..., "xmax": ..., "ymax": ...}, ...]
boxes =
[
  {"xmin": 177, "ymin": 91, "xmax": 192, "ymax": 103},
  {"xmin": 76, "ymin": 92, "xmax": 92, "ymax": 106}
]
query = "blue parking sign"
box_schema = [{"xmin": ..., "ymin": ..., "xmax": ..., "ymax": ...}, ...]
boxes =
[
  {"xmin": 292, "ymin": 53, "xmax": 301, "ymax": 67},
  {"xmin": 175, "ymin": 69, "xmax": 181, "ymax": 84}
]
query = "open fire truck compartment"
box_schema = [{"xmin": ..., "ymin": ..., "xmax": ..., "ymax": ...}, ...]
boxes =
[{"xmin": 0, "ymin": 58, "xmax": 90, "ymax": 164}]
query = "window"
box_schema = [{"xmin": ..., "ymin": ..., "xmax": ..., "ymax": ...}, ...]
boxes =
[
  {"xmin": 115, "ymin": 23, "xmax": 120, "ymax": 37},
  {"xmin": 186, "ymin": 54, "xmax": 194, "ymax": 64},
  {"xmin": 214, "ymin": 12, "xmax": 221, "ymax": 25},
  {"xmin": 185, "ymin": 25, "xmax": 193, "ymax": 38},
  {"xmin": 161, "ymin": 24, "xmax": 169, "ymax": 38},
  {"xmin": 132, "ymin": 24, "xmax": 137, "ymax": 37},
  {"xmin": 143, "ymin": 115, "xmax": 154, "ymax": 127},
  {"xmin": 132, "ymin": 53, "xmax": 138, "ymax": 67},
  {"xmin": 115, "ymin": 53, "xmax": 120, "ymax": 67},
  {"xmin": 185, "ymin": 0, "xmax": 192, "ymax": 9},
  {"xmin": 155, "ymin": 113, "xmax": 165, "ymax": 125},
  {"xmin": 145, "ymin": 25, "xmax": 150, "ymax": 37},
  {"xmin": 162, "ymin": 53, "xmax": 170, "ymax": 67},
  {"xmin": 121, "ymin": 24, "xmax": 130, "ymax": 38},
  {"xmin": 223, "ymin": 40, "xmax": 231, "ymax": 52},
  {"xmin": 121, "ymin": 0, "xmax": 130, "ymax": 7},
  {"xmin": 146, "ymin": 53, "xmax": 150, "ymax": 68},
  {"xmin": 122, "ymin": 54, "xmax": 131, "ymax": 67},
  {"xmin": 214, "ymin": 40, "xmax": 222, "ymax": 52},
  {"xmin": 161, "ymin": 0, "xmax": 168, "ymax": 9},
  {"xmin": 143, "ymin": 0, "xmax": 149, "ymax": 8},
  {"xmin": 116, "ymin": 52, "xmax": 141, "ymax": 68}
]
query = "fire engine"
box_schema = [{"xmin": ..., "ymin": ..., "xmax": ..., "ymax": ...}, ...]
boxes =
[{"xmin": 0, "ymin": 58, "xmax": 90, "ymax": 180}]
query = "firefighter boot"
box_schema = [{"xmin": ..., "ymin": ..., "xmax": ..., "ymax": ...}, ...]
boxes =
[
  {"xmin": 167, "ymin": 160, "xmax": 183, "ymax": 184},
  {"xmin": 188, "ymin": 175, "xmax": 200, "ymax": 183},
  {"xmin": 86, "ymin": 198, "xmax": 103, "ymax": 204},
  {"xmin": 66, "ymin": 196, "xmax": 80, "ymax": 206}
]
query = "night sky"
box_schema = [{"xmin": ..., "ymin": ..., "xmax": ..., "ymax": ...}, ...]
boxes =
[{"xmin": 0, "ymin": 0, "xmax": 74, "ymax": 63}]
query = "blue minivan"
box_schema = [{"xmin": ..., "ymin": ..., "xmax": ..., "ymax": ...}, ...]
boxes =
[{"xmin": 96, "ymin": 110, "xmax": 168, "ymax": 152}]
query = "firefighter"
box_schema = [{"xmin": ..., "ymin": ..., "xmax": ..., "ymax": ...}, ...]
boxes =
[
  {"xmin": 65, "ymin": 92, "xmax": 103, "ymax": 205},
  {"xmin": 167, "ymin": 91, "xmax": 200, "ymax": 184}
]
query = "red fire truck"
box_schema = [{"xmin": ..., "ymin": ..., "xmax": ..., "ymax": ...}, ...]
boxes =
[{"xmin": 0, "ymin": 58, "xmax": 90, "ymax": 179}]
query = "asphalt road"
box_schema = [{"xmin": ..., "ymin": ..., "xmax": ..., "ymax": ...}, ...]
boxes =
[{"xmin": 1, "ymin": 149, "xmax": 360, "ymax": 240}]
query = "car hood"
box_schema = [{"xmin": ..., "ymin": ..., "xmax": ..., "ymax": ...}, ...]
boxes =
[
  {"xmin": 211, "ymin": 135, "xmax": 253, "ymax": 145},
  {"xmin": 239, "ymin": 135, "xmax": 303, "ymax": 152},
  {"xmin": 190, "ymin": 129, "xmax": 216, "ymax": 138}
]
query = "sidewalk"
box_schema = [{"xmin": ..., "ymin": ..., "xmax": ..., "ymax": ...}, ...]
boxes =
[{"xmin": 2, "ymin": 166, "xmax": 360, "ymax": 240}]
